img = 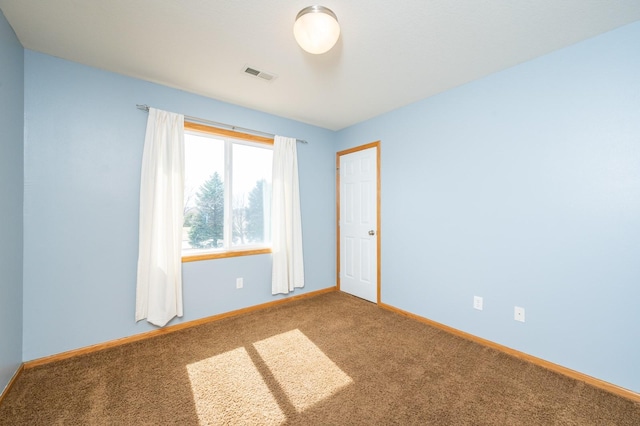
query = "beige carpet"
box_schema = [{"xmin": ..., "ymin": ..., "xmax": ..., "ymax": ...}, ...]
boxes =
[{"xmin": 1, "ymin": 291, "xmax": 639, "ymax": 425}]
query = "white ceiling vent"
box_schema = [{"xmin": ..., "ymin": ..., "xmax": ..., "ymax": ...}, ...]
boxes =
[{"xmin": 242, "ymin": 65, "xmax": 277, "ymax": 82}]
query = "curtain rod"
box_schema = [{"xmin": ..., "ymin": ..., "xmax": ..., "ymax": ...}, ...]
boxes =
[{"xmin": 136, "ymin": 104, "xmax": 308, "ymax": 144}]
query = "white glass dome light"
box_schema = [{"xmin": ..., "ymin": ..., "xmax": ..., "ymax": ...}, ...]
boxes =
[{"xmin": 293, "ymin": 5, "xmax": 340, "ymax": 54}]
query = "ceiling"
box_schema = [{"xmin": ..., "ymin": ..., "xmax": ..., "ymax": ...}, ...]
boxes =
[{"xmin": 2, "ymin": 1, "xmax": 640, "ymax": 131}]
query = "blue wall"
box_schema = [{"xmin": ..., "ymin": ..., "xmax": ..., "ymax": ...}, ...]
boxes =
[
  {"xmin": 22, "ymin": 51, "xmax": 336, "ymax": 361},
  {"xmin": 0, "ymin": 10, "xmax": 24, "ymax": 393},
  {"xmin": 337, "ymin": 22, "xmax": 640, "ymax": 393}
]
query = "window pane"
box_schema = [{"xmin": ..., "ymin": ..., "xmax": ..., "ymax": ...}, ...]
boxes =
[
  {"xmin": 183, "ymin": 134, "xmax": 225, "ymax": 251},
  {"xmin": 231, "ymin": 143, "xmax": 272, "ymax": 247}
]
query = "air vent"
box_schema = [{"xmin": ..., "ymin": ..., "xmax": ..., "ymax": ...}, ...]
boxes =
[{"xmin": 242, "ymin": 65, "xmax": 277, "ymax": 82}]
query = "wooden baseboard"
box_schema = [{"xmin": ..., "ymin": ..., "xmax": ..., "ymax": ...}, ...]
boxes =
[
  {"xmin": 24, "ymin": 286, "xmax": 337, "ymax": 369},
  {"xmin": 379, "ymin": 302, "xmax": 640, "ymax": 403},
  {"xmin": 0, "ymin": 363, "xmax": 24, "ymax": 406},
  {"xmin": 21, "ymin": 288, "xmax": 636, "ymax": 404}
]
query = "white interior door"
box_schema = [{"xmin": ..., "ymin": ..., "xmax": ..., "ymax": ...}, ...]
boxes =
[{"xmin": 339, "ymin": 146, "xmax": 378, "ymax": 303}]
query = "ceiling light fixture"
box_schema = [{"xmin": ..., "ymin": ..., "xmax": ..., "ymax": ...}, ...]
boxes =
[{"xmin": 293, "ymin": 5, "xmax": 340, "ymax": 54}]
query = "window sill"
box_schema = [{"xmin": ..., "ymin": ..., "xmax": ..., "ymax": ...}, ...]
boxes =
[{"xmin": 182, "ymin": 248, "xmax": 271, "ymax": 263}]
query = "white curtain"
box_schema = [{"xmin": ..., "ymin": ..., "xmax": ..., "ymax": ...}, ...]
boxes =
[
  {"xmin": 271, "ymin": 136, "xmax": 305, "ymax": 294},
  {"xmin": 135, "ymin": 108, "xmax": 185, "ymax": 327}
]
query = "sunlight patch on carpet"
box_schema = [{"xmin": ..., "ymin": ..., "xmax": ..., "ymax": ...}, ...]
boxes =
[
  {"xmin": 187, "ymin": 347, "xmax": 286, "ymax": 425},
  {"xmin": 253, "ymin": 329, "xmax": 353, "ymax": 412}
]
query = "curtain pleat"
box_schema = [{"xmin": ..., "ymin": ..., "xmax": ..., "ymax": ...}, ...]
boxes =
[
  {"xmin": 135, "ymin": 108, "xmax": 185, "ymax": 326},
  {"xmin": 271, "ymin": 136, "xmax": 305, "ymax": 294}
]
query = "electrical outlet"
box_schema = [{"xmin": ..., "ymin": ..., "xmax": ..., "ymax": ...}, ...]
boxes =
[
  {"xmin": 514, "ymin": 306, "xmax": 525, "ymax": 322},
  {"xmin": 236, "ymin": 277, "xmax": 243, "ymax": 289},
  {"xmin": 473, "ymin": 296, "xmax": 483, "ymax": 311}
]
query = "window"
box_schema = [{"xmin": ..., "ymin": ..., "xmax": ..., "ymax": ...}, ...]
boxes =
[{"xmin": 182, "ymin": 123, "xmax": 273, "ymax": 261}]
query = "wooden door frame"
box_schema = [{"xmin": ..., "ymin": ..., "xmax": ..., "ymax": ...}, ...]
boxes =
[{"xmin": 336, "ymin": 141, "xmax": 381, "ymax": 304}]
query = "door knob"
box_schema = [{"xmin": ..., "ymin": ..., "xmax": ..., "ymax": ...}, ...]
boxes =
[{"xmin": 368, "ymin": 230, "xmax": 375, "ymax": 236}]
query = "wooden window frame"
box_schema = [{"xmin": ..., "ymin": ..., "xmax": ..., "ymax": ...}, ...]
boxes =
[{"xmin": 182, "ymin": 121, "xmax": 273, "ymax": 262}]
